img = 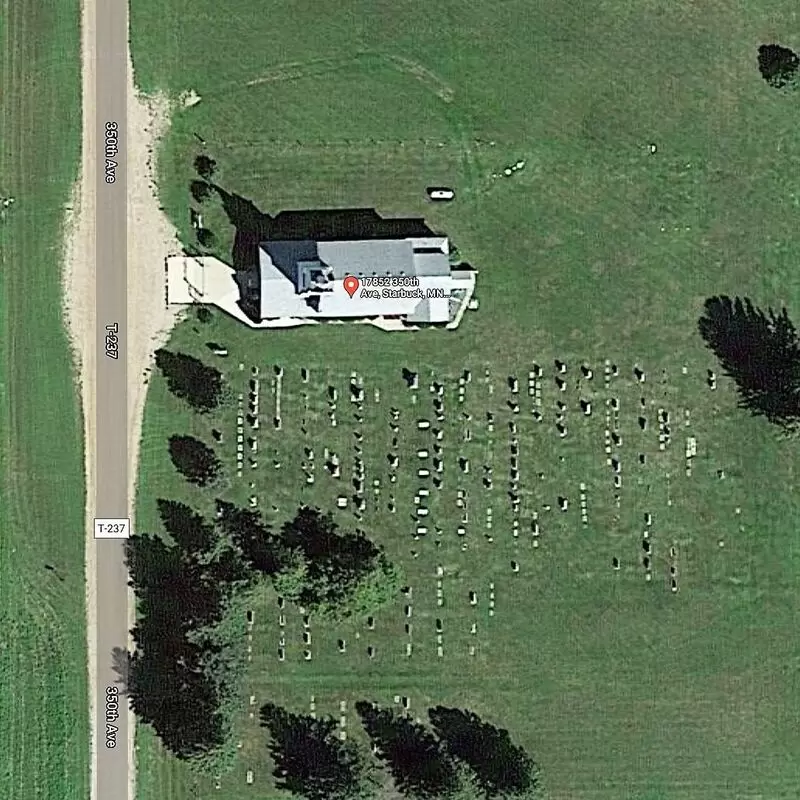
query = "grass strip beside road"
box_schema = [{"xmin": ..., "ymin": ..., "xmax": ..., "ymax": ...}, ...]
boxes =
[{"xmin": 0, "ymin": 0, "xmax": 88, "ymax": 798}]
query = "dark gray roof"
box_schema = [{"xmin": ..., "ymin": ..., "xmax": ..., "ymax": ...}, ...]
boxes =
[
  {"xmin": 259, "ymin": 237, "xmax": 450, "ymax": 282},
  {"xmin": 318, "ymin": 239, "xmax": 413, "ymax": 278},
  {"xmin": 259, "ymin": 240, "xmax": 318, "ymax": 283}
]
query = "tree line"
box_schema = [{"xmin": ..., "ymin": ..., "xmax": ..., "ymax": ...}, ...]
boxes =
[
  {"xmin": 126, "ymin": 499, "xmax": 402, "ymax": 769},
  {"xmin": 261, "ymin": 700, "xmax": 540, "ymax": 800},
  {"xmin": 125, "ymin": 350, "xmax": 402, "ymax": 770}
]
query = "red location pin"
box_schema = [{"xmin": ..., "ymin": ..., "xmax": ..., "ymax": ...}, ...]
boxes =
[{"xmin": 343, "ymin": 274, "xmax": 360, "ymax": 298}]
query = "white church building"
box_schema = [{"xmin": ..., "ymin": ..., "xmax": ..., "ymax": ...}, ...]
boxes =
[{"xmin": 167, "ymin": 233, "xmax": 477, "ymax": 331}]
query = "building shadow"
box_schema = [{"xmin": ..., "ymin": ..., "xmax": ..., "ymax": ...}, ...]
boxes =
[{"xmin": 209, "ymin": 184, "xmax": 439, "ymax": 322}]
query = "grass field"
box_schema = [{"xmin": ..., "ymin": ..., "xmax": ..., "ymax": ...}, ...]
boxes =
[
  {"xmin": 0, "ymin": 0, "xmax": 88, "ymax": 798},
  {"xmin": 130, "ymin": 0, "xmax": 800, "ymax": 797},
  {"xmin": 135, "ymin": 321, "xmax": 800, "ymax": 800}
]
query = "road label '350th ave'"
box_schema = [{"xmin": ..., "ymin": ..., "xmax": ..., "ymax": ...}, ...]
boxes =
[
  {"xmin": 105, "ymin": 686, "xmax": 119, "ymax": 748},
  {"xmin": 104, "ymin": 121, "xmax": 118, "ymax": 184}
]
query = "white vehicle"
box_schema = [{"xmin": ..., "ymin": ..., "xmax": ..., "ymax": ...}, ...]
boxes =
[{"xmin": 426, "ymin": 187, "xmax": 455, "ymax": 201}]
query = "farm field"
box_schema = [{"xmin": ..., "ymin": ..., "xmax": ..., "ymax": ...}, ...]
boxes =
[
  {"xmin": 129, "ymin": 0, "xmax": 800, "ymax": 797},
  {"xmin": 0, "ymin": 0, "xmax": 88, "ymax": 798}
]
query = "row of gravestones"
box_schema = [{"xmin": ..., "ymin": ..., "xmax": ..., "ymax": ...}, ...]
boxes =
[{"xmin": 269, "ymin": 576, "xmax": 507, "ymax": 662}]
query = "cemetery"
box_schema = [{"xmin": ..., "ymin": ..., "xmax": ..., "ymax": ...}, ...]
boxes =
[
  {"xmin": 127, "ymin": 5, "xmax": 800, "ymax": 796},
  {"xmin": 133, "ymin": 310, "xmax": 791, "ymax": 799}
]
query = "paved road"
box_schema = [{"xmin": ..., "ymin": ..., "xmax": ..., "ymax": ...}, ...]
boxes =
[{"xmin": 94, "ymin": 0, "xmax": 129, "ymax": 796}]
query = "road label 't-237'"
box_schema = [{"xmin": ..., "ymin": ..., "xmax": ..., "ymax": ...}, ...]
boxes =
[
  {"xmin": 104, "ymin": 121, "xmax": 118, "ymax": 184},
  {"xmin": 105, "ymin": 323, "xmax": 119, "ymax": 359}
]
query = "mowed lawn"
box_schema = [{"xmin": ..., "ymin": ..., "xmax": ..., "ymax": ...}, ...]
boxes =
[
  {"xmin": 135, "ymin": 322, "xmax": 800, "ymax": 800},
  {"xmin": 129, "ymin": 0, "xmax": 800, "ymax": 798},
  {"xmin": 0, "ymin": 0, "xmax": 88, "ymax": 798}
]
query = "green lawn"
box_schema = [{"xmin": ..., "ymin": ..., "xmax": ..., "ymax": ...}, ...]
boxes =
[
  {"xmin": 0, "ymin": 0, "xmax": 87, "ymax": 798},
  {"xmin": 135, "ymin": 314, "xmax": 800, "ymax": 800},
  {"xmin": 130, "ymin": 0, "xmax": 800, "ymax": 797}
]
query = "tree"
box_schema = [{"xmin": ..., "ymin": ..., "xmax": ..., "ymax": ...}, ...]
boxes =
[
  {"xmin": 277, "ymin": 507, "xmax": 402, "ymax": 618},
  {"xmin": 271, "ymin": 548, "xmax": 309, "ymax": 599},
  {"xmin": 154, "ymin": 349, "xmax": 224, "ymax": 413},
  {"xmin": 215, "ymin": 501, "xmax": 283, "ymax": 575},
  {"xmin": 261, "ymin": 703, "xmax": 377, "ymax": 800},
  {"xmin": 428, "ymin": 707, "xmax": 540, "ymax": 798},
  {"xmin": 356, "ymin": 701, "xmax": 460, "ymax": 799},
  {"xmin": 443, "ymin": 765, "xmax": 492, "ymax": 800},
  {"xmin": 194, "ymin": 154, "xmax": 217, "ymax": 179},
  {"xmin": 349, "ymin": 556, "xmax": 403, "ymax": 618},
  {"xmin": 190, "ymin": 179, "xmax": 212, "ymax": 203},
  {"xmin": 196, "ymin": 306, "xmax": 213, "ymax": 323},
  {"xmin": 757, "ymin": 44, "xmax": 799, "ymax": 89},
  {"xmin": 698, "ymin": 296, "xmax": 800, "ymax": 432},
  {"xmin": 125, "ymin": 533, "xmax": 230, "ymax": 761},
  {"xmin": 124, "ymin": 515, "xmax": 254, "ymax": 768},
  {"xmin": 197, "ymin": 227, "xmax": 216, "ymax": 249},
  {"xmin": 168, "ymin": 435, "xmax": 222, "ymax": 486},
  {"xmin": 128, "ymin": 640, "xmax": 229, "ymax": 761},
  {"xmin": 157, "ymin": 498, "xmax": 217, "ymax": 555}
]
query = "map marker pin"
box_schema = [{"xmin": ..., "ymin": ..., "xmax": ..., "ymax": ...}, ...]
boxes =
[{"xmin": 343, "ymin": 274, "xmax": 360, "ymax": 298}]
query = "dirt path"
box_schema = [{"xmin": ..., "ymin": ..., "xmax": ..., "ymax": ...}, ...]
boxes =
[{"xmin": 63, "ymin": 0, "xmax": 181, "ymax": 796}]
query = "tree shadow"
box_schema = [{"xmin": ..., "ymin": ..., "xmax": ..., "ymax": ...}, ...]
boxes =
[
  {"xmin": 427, "ymin": 706, "xmax": 539, "ymax": 798},
  {"xmin": 698, "ymin": 295, "xmax": 800, "ymax": 432},
  {"xmin": 355, "ymin": 700, "xmax": 459, "ymax": 799},
  {"xmin": 259, "ymin": 702, "xmax": 375, "ymax": 800},
  {"xmin": 110, "ymin": 646, "xmax": 131, "ymax": 694}
]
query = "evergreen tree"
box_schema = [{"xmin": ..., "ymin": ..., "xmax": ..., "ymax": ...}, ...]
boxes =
[
  {"xmin": 124, "ymin": 507, "xmax": 255, "ymax": 768},
  {"xmin": 156, "ymin": 498, "xmax": 217, "ymax": 557},
  {"xmin": 197, "ymin": 227, "xmax": 216, "ymax": 249},
  {"xmin": 194, "ymin": 154, "xmax": 217, "ymax": 179},
  {"xmin": 261, "ymin": 703, "xmax": 377, "ymax": 800},
  {"xmin": 191, "ymin": 179, "xmax": 212, "ymax": 203},
  {"xmin": 356, "ymin": 701, "xmax": 460, "ymax": 799},
  {"xmin": 757, "ymin": 44, "xmax": 800, "ymax": 89},
  {"xmin": 698, "ymin": 296, "xmax": 800, "ymax": 432},
  {"xmin": 278, "ymin": 507, "xmax": 402, "ymax": 619},
  {"xmin": 167, "ymin": 434, "xmax": 222, "ymax": 486},
  {"xmin": 154, "ymin": 349, "xmax": 224, "ymax": 413},
  {"xmin": 428, "ymin": 707, "xmax": 540, "ymax": 798},
  {"xmin": 216, "ymin": 500, "xmax": 282, "ymax": 575}
]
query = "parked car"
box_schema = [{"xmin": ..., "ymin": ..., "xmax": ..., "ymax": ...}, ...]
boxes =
[{"xmin": 426, "ymin": 187, "xmax": 455, "ymax": 201}]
